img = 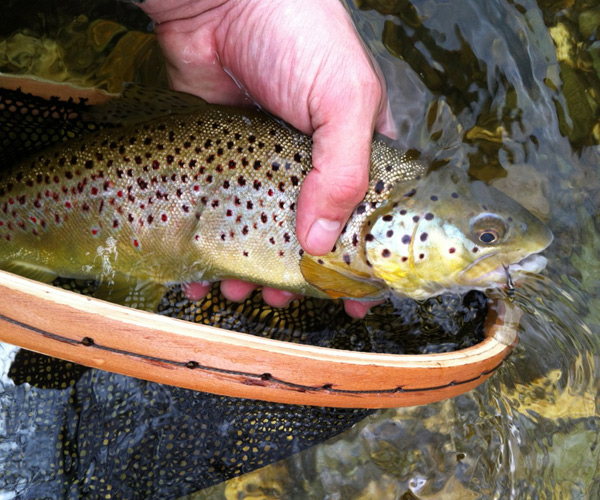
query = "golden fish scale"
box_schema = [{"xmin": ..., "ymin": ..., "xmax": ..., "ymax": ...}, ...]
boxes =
[
  {"xmin": 0, "ymin": 101, "xmax": 429, "ymax": 300},
  {"xmin": 0, "ymin": 107, "xmax": 313, "ymax": 287}
]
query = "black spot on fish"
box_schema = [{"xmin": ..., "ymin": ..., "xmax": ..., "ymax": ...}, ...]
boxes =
[
  {"xmin": 472, "ymin": 247, "xmax": 479, "ymax": 253},
  {"xmin": 382, "ymin": 249, "xmax": 391, "ymax": 258},
  {"xmin": 343, "ymin": 254, "xmax": 351, "ymax": 264},
  {"xmin": 294, "ymin": 153, "xmax": 302, "ymax": 162},
  {"xmin": 383, "ymin": 215, "xmax": 393, "ymax": 222},
  {"xmin": 431, "ymin": 195, "xmax": 438, "ymax": 201},
  {"xmin": 425, "ymin": 213, "xmax": 434, "ymax": 221},
  {"xmin": 356, "ymin": 204, "xmax": 366, "ymax": 215},
  {"xmin": 365, "ymin": 233, "xmax": 374, "ymax": 242},
  {"xmin": 374, "ymin": 180, "xmax": 385, "ymax": 194},
  {"xmin": 451, "ymin": 192, "xmax": 459, "ymax": 198},
  {"xmin": 400, "ymin": 209, "xmax": 407, "ymax": 215},
  {"xmin": 419, "ymin": 253, "xmax": 424, "ymax": 259},
  {"xmin": 402, "ymin": 235, "xmax": 411, "ymax": 244},
  {"xmin": 420, "ymin": 233, "xmax": 428, "ymax": 242},
  {"xmin": 413, "ymin": 215, "xmax": 420, "ymax": 223},
  {"xmin": 386, "ymin": 230, "xmax": 394, "ymax": 238},
  {"xmin": 404, "ymin": 188, "xmax": 416, "ymax": 197}
]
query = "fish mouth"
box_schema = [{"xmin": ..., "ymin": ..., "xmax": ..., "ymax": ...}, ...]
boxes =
[{"xmin": 461, "ymin": 252, "xmax": 548, "ymax": 285}]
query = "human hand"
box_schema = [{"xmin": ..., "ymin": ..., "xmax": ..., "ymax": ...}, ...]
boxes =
[{"xmin": 138, "ymin": 0, "xmax": 395, "ymax": 317}]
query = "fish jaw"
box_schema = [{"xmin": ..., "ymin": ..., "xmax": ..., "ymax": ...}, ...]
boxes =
[
  {"xmin": 363, "ymin": 166, "xmax": 554, "ymax": 300},
  {"xmin": 460, "ymin": 253, "xmax": 548, "ymax": 285}
]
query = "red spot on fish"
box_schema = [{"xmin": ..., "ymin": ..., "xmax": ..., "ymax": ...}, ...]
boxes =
[
  {"xmin": 91, "ymin": 187, "xmax": 98, "ymax": 195},
  {"xmin": 117, "ymin": 190, "xmax": 123, "ymax": 197},
  {"xmin": 91, "ymin": 228, "xmax": 99, "ymax": 235},
  {"xmin": 161, "ymin": 214, "xmax": 168, "ymax": 222},
  {"xmin": 65, "ymin": 202, "xmax": 72, "ymax": 209},
  {"xmin": 30, "ymin": 217, "xmax": 37, "ymax": 223},
  {"xmin": 133, "ymin": 239, "xmax": 139, "ymax": 248}
]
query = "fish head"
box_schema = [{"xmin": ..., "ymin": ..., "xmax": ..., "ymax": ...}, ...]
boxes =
[{"xmin": 364, "ymin": 167, "xmax": 553, "ymax": 299}]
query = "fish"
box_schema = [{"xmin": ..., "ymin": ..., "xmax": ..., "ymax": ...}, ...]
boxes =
[{"xmin": 0, "ymin": 87, "xmax": 553, "ymax": 310}]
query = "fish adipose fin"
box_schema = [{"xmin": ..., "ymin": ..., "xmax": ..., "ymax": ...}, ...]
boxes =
[
  {"xmin": 299, "ymin": 255, "xmax": 385, "ymax": 300},
  {"xmin": 93, "ymin": 277, "xmax": 167, "ymax": 312}
]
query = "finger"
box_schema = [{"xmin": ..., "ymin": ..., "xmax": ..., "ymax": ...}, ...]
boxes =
[
  {"xmin": 220, "ymin": 279, "xmax": 259, "ymax": 302},
  {"xmin": 153, "ymin": 26, "xmax": 249, "ymax": 106},
  {"xmin": 261, "ymin": 287, "xmax": 302, "ymax": 308},
  {"xmin": 182, "ymin": 281, "xmax": 212, "ymax": 301},
  {"xmin": 295, "ymin": 122, "xmax": 372, "ymax": 255},
  {"xmin": 343, "ymin": 299, "xmax": 385, "ymax": 319}
]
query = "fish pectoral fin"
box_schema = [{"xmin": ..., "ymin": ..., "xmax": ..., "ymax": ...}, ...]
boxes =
[
  {"xmin": 93, "ymin": 278, "xmax": 167, "ymax": 312},
  {"xmin": 299, "ymin": 255, "xmax": 385, "ymax": 300},
  {"xmin": 1, "ymin": 261, "xmax": 58, "ymax": 284}
]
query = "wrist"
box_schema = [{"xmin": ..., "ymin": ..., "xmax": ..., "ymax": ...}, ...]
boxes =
[{"xmin": 134, "ymin": 0, "xmax": 232, "ymax": 24}]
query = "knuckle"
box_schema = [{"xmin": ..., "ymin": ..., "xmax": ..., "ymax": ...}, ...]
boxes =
[{"xmin": 325, "ymin": 174, "xmax": 369, "ymax": 208}]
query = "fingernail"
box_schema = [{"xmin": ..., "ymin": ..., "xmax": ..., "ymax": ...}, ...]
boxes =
[{"xmin": 306, "ymin": 218, "xmax": 341, "ymax": 255}]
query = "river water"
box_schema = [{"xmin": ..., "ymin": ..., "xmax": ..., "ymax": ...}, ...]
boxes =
[{"xmin": 1, "ymin": 0, "xmax": 599, "ymax": 498}]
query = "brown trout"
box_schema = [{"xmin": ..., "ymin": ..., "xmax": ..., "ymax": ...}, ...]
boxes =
[{"xmin": 0, "ymin": 92, "xmax": 553, "ymax": 310}]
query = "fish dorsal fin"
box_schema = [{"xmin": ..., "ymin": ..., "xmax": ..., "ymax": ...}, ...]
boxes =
[
  {"xmin": 299, "ymin": 255, "xmax": 386, "ymax": 300},
  {"xmin": 84, "ymin": 83, "xmax": 210, "ymax": 128}
]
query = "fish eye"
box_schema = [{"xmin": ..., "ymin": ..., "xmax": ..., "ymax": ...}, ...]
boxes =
[
  {"xmin": 478, "ymin": 230, "xmax": 499, "ymax": 244},
  {"xmin": 470, "ymin": 214, "xmax": 507, "ymax": 245}
]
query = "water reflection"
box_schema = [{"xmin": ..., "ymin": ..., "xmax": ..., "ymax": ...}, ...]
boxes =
[
  {"xmin": 0, "ymin": 0, "xmax": 599, "ymax": 497},
  {"xmin": 283, "ymin": 1, "xmax": 600, "ymax": 497}
]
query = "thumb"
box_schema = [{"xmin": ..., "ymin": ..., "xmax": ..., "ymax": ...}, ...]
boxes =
[{"xmin": 295, "ymin": 121, "xmax": 372, "ymax": 255}]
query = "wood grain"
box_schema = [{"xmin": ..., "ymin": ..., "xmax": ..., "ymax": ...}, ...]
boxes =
[{"xmin": 0, "ymin": 269, "xmax": 519, "ymax": 408}]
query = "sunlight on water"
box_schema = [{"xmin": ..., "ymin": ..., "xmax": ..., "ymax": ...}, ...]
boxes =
[{"xmin": 0, "ymin": 0, "xmax": 599, "ymax": 498}]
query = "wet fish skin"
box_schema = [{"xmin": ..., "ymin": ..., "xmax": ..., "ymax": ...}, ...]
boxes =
[{"xmin": 0, "ymin": 100, "xmax": 552, "ymax": 308}]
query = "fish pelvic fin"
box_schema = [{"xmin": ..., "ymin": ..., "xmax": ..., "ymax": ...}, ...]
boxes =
[
  {"xmin": 93, "ymin": 277, "xmax": 167, "ymax": 312},
  {"xmin": 1, "ymin": 261, "xmax": 58, "ymax": 285}
]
